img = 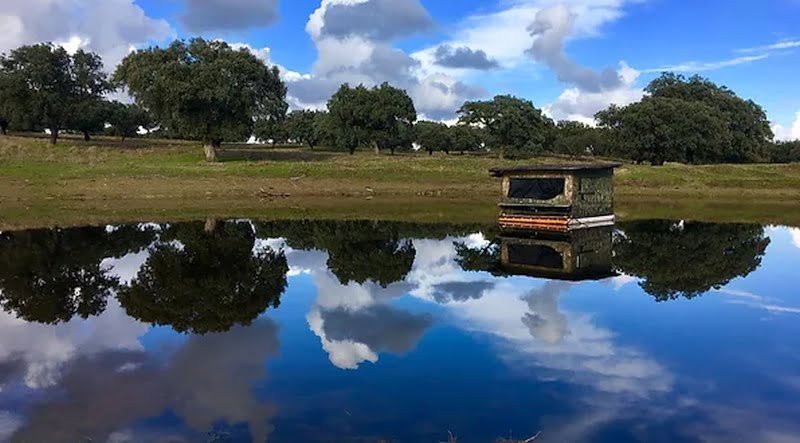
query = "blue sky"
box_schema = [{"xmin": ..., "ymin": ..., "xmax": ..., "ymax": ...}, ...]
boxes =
[{"xmin": 2, "ymin": 0, "xmax": 799, "ymax": 137}]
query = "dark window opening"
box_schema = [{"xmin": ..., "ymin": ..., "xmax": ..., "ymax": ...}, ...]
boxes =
[
  {"xmin": 508, "ymin": 178, "xmax": 565, "ymax": 200},
  {"xmin": 507, "ymin": 244, "xmax": 564, "ymax": 270}
]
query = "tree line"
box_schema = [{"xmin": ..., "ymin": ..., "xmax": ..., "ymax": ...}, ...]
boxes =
[{"xmin": 1, "ymin": 39, "xmax": 797, "ymax": 164}]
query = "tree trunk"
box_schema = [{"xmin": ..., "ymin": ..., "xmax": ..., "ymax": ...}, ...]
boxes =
[
  {"xmin": 204, "ymin": 218, "xmax": 219, "ymax": 234},
  {"xmin": 499, "ymin": 146, "xmax": 505, "ymax": 160},
  {"xmin": 204, "ymin": 140, "xmax": 221, "ymax": 162},
  {"xmin": 349, "ymin": 147, "xmax": 356, "ymax": 155},
  {"xmin": 390, "ymin": 147, "xmax": 396, "ymax": 155},
  {"xmin": 83, "ymin": 131, "xmax": 91, "ymax": 142},
  {"xmin": 428, "ymin": 149, "xmax": 433, "ymax": 156},
  {"xmin": 373, "ymin": 143, "xmax": 380, "ymax": 155},
  {"xmin": 49, "ymin": 128, "xmax": 58, "ymax": 145}
]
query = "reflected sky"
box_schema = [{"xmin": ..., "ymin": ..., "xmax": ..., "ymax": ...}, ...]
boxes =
[{"xmin": 0, "ymin": 221, "xmax": 798, "ymax": 442}]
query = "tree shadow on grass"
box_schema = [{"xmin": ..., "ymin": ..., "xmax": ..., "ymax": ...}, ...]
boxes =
[{"xmin": 219, "ymin": 148, "xmax": 336, "ymax": 162}]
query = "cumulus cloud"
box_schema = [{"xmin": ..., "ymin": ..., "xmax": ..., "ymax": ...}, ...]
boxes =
[
  {"xmin": 285, "ymin": 0, "xmax": 485, "ymax": 119},
  {"xmin": 409, "ymin": 0, "xmax": 645, "ymax": 123},
  {"xmin": 319, "ymin": 0, "xmax": 433, "ymax": 41},
  {"xmin": 772, "ymin": 112, "xmax": 800, "ymax": 142},
  {"xmin": 434, "ymin": 44, "xmax": 499, "ymax": 70},
  {"xmin": 0, "ymin": 0, "xmax": 172, "ymax": 69},
  {"xmin": 181, "ymin": 0, "xmax": 280, "ymax": 33},
  {"xmin": 527, "ymin": 4, "xmax": 624, "ymax": 93},
  {"xmin": 545, "ymin": 61, "xmax": 643, "ymax": 123},
  {"xmin": 229, "ymin": 43, "xmax": 311, "ymax": 82}
]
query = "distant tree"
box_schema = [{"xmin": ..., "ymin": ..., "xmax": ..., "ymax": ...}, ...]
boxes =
[
  {"xmin": 67, "ymin": 50, "xmax": 113, "ymax": 141},
  {"xmin": 326, "ymin": 83, "xmax": 417, "ymax": 155},
  {"xmin": 767, "ymin": 140, "xmax": 800, "ymax": 163},
  {"xmin": 415, "ymin": 120, "xmax": 452, "ymax": 155},
  {"xmin": 645, "ymin": 73, "xmax": 773, "ymax": 163},
  {"xmin": 0, "ymin": 116, "xmax": 7, "ymax": 135},
  {"xmin": 0, "ymin": 225, "xmax": 156, "ymax": 324},
  {"xmin": 371, "ymin": 83, "xmax": 417, "ymax": 155},
  {"xmin": 284, "ymin": 110, "xmax": 328, "ymax": 149},
  {"xmin": 614, "ymin": 221, "xmax": 770, "ymax": 301},
  {"xmin": 107, "ymin": 101, "xmax": 152, "ymax": 140},
  {"xmin": 118, "ymin": 220, "xmax": 289, "ymax": 334},
  {"xmin": 596, "ymin": 97, "xmax": 732, "ymax": 165},
  {"xmin": 68, "ymin": 99, "xmax": 111, "ymax": 141},
  {"xmin": 114, "ymin": 38, "xmax": 288, "ymax": 161},
  {"xmin": 0, "ymin": 44, "xmax": 110, "ymax": 144},
  {"xmin": 450, "ymin": 124, "xmax": 484, "ymax": 155},
  {"xmin": 551, "ymin": 121, "xmax": 613, "ymax": 157},
  {"xmin": 326, "ymin": 84, "xmax": 371, "ymax": 154},
  {"xmin": 254, "ymin": 112, "xmax": 289, "ymax": 145},
  {"xmin": 458, "ymin": 95, "xmax": 554, "ymax": 159}
]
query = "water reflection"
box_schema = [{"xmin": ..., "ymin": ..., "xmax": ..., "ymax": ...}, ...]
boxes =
[
  {"xmin": 0, "ymin": 219, "xmax": 797, "ymax": 442},
  {"xmin": 118, "ymin": 220, "xmax": 288, "ymax": 334},
  {"xmin": 0, "ymin": 226, "xmax": 155, "ymax": 324},
  {"xmin": 613, "ymin": 220, "xmax": 770, "ymax": 301}
]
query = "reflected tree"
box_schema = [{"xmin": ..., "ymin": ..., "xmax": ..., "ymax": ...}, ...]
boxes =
[
  {"xmin": 454, "ymin": 240, "xmax": 503, "ymax": 276},
  {"xmin": 614, "ymin": 221, "xmax": 770, "ymax": 301},
  {"xmin": 0, "ymin": 226, "xmax": 156, "ymax": 324},
  {"xmin": 118, "ymin": 220, "xmax": 288, "ymax": 334},
  {"xmin": 256, "ymin": 220, "xmax": 424, "ymax": 288},
  {"xmin": 327, "ymin": 237, "xmax": 416, "ymax": 288}
]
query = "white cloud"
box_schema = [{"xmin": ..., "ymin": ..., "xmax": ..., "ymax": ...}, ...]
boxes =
[
  {"xmin": 285, "ymin": 0, "xmax": 485, "ymax": 119},
  {"xmin": 772, "ymin": 112, "xmax": 800, "ymax": 142},
  {"xmin": 229, "ymin": 43, "xmax": 311, "ymax": 83},
  {"xmin": 0, "ymin": 0, "xmax": 173, "ymax": 69},
  {"xmin": 641, "ymin": 54, "xmax": 770, "ymax": 73},
  {"xmin": 792, "ymin": 229, "xmax": 800, "ymax": 249},
  {"xmin": 545, "ymin": 61, "xmax": 644, "ymax": 123},
  {"xmin": 0, "ymin": 298, "xmax": 148, "ymax": 390},
  {"xmin": 738, "ymin": 39, "xmax": 800, "ymax": 53}
]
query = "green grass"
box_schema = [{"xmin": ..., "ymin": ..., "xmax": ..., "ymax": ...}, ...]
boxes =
[{"xmin": 2, "ymin": 133, "xmax": 799, "ymax": 229}]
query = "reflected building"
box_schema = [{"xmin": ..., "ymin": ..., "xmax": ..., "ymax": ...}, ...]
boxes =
[{"xmin": 499, "ymin": 227, "xmax": 617, "ymax": 281}]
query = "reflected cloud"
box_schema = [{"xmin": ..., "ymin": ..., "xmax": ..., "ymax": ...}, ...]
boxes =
[
  {"xmin": 8, "ymin": 319, "xmax": 280, "ymax": 442},
  {"xmin": 0, "ymin": 298, "xmax": 147, "ymax": 390},
  {"xmin": 322, "ymin": 305, "xmax": 432, "ymax": 356},
  {"xmin": 522, "ymin": 281, "xmax": 571, "ymax": 345},
  {"xmin": 791, "ymin": 228, "xmax": 800, "ymax": 249},
  {"xmin": 716, "ymin": 288, "xmax": 800, "ymax": 315}
]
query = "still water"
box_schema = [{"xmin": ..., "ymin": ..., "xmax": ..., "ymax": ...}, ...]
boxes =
[{"xmin": 0, "ymin": 219, "xmax": 798, "ymax": 442}]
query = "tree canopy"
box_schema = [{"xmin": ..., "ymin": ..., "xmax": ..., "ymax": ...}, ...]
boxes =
[
  {"xmin": 614, "ymin": 221, "xmax": 770, "ymax": 301},
  {"xmin": 458, "ymin": 95, "xmax": 554, "ymax": 159},
  {"xmin": 0, "ymin": 44, "xmax": 110, "ymax": 144},
  {"xmin": 107, "ymin": 101, "xmax": 152, "ymax": 140},
  {"xmin": 117, "ymin": 220, "xmax": 289, "ymax": 334},
  {"xmin": 0, "ymin": 226, "xmax": 156, "ymax": 324},
  {"xmin": 114, "ymin": 38, "xmax": 288, "ymax": 161},
  {"xmin": 596, "ymin": 98, "xmax": 732, "ymax": 165},
  {"xmin": 284, "ymin": 109, "xmax": 328, "ymax": 149},
  {"xmin": 326, "ymin": 83, "xmax": 417, "ymax": 155},
  {"xmin": 597, "ymin": 73, "xmax": 774, "ymax": 164}
]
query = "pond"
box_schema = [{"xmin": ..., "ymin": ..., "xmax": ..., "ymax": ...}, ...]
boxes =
[{"xmin": 0, "ymin": 219, "xmax": 798, "ymax": 442}]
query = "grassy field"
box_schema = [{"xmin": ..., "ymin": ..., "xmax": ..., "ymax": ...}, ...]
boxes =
[{"xmin": 2, "ymin": 134, "xmax": 800, "ymax": 229}]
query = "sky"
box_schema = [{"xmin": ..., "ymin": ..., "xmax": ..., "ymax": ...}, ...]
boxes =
[{"xmin": 1, "ymin": 0, "xmax": 799, "ymax": 139}]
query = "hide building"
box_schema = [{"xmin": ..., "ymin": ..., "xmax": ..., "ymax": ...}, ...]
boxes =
[{"xmin": 489, "ymin": 163, "xmax": 622, "ymax": 231}]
